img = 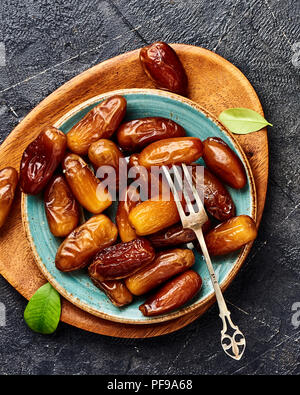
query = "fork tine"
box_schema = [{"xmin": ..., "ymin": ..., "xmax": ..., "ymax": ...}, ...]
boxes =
[
  {"xmin": 172, "ymin": 165, "xmax": 195, "ymax": 215},
  {"xmin": 181, "ymin": 164, "xmax": 204, "ymax": 212},
  {"xmin": 161, "ymin": 166, "xmax": 186, "ymax": 220}
]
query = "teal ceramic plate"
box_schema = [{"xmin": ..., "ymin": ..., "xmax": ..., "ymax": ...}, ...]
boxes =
[{"xmin": 22, "ymin": 89, "xmax": 256, "ymax": 324}]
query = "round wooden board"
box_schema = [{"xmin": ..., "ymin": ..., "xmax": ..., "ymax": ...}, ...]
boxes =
[{"xmin": 0, "ymin": 44, "xmax": 268, "ymax": 338}]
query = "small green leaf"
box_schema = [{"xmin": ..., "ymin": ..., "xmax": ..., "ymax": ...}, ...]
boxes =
[
  {"xmin": 219, "ymin": 108, "xmax": 272, "ymax": 134},
  {"xmin": 24, "ymin": 283, "xmax": 61, "ymax": 334}
]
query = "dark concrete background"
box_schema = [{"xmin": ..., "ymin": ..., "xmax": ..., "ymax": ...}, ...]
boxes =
[{"xmin": 0, "ymin": 0, "xmax": 299, "ymax": 375}]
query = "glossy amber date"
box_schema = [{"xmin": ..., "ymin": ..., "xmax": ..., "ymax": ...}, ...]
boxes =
[
  {"xmin": 63, "ymin": 153, "xmax": 112, "ymax": 214},
  {"xmin": 202, "ymin": 137, "xmax": 247, "ymax": 189},
  {"xmin": 138, "ymin": 137, "xmax": 203, "ymax": 168},
  {"xmin": 191, "ymin": 166, "xmax": 235, "ymax": 221},
  {"xmin": 148, "ymin": 220, "xmax": 211, "ymax": 248},
  {"xmin": 128, "ymin": 199, "xmax": 180, "ymax": 236},
  {"xmin": 44, "ymin": 175, "xmax": 80, "ymax": 237},
  {"xmin": 117, "ymin": 117, "xmax": 186, "ymax": 152},
  {"xmin": 117, "ymin": 170, "xmax": 172, "ymax": 241},
  {"xmin": 205, "ymin": 215, "xmax": 257, "ymax": 256},
  {"xmin": 90, "ymin": 277, "xmax": 133, "ymax": 307},
  {"xmin": 125, "ymin": 248, "xmax": 195, "ymax": 296},
  {"xmin": 88, "ymin": 139, "xmax": 124, "ymax": 169},
  {"xmin": 139, "ymin": 42, "xmax": 188, "ymax": 95},
  {"xmin": 67, "ymin": 95, "xmax": 127, "ymax": 155},
  {"xmin": 20, "ymin": 127, "xmax": 67, "ymax": 195},
  {"xmin": 127, "ymin": 154, "xmax": 153, "ymax": 192},
  {"xmin": 139, "ymin": 270, "xmax": 202, "ymax": 317},
  {"xmin": 88, "ymin": 139, "xmax": 124, "ymax": 188},
  {"xmin": 116, "ymin": 185, "xmax": 141, "ymax": 243},
  {"xmin": 55, "ymin": 214, "xmax": 118, "ymax": 272},
  {"xmin": 0, "ymin": 167, "xmax": 18, "ymax": 229},
  {"xmin": 88, "ymin": 238, "xmax": 155, "ymax": 281}
]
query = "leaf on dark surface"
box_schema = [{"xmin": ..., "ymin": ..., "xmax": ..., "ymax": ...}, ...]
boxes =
[{"xmin": 24, "ymin": 283, "xmax": 61, "ymax": 335}]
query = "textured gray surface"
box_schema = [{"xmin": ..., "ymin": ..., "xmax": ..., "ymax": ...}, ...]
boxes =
[{"xmin": 0, "ymin": 0, "xmax": 299, "ymax": 375}]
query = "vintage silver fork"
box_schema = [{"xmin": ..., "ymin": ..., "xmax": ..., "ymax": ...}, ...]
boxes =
[{"xmin": 162, "ymin": 163, "xmax": 246, "ymax": 360}]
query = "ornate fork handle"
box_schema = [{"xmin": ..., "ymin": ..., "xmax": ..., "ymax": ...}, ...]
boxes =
[
  {"xmin": 220, "ymin": 310, "xmax": 246, "ymax": 360},
  {"xmin": 194, "ymin": 227, "xmax": 246, "ymax": 360}
]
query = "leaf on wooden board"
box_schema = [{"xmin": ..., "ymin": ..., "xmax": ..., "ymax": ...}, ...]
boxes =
[{"xmin": 219, "ymin": 108, "xmax": 272, "ymax": 134}]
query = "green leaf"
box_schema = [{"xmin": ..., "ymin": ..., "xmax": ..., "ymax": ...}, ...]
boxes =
[
  {"xmin": 219, "ymin": 108, "xmax": 272, "ymax": 134},
  {"xmin": 24, "ymin": 283, "xmax": 61, "ymax": 334}
]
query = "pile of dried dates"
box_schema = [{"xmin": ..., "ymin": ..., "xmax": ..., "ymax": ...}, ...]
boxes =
[{"xmin": 0, "ymin": 42, "xmax": 257, "ymax": 317}]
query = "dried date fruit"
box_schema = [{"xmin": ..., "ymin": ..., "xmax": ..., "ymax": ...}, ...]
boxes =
[
  {"xmin": 128, "ymin": 199, "xmax": 180, "ymax": 236},
  {"xmin": 127, "ymin": 155, "xmax": 152, "ymax": 193},
  {"xmin": 148, "ymin": 224, "xmax": 196, "ymax": 248},
  {"xmin": 148, "ymin": 220, "xmax": 211, "ymax": 248},
  {"xmin": 139, "ymin": 270, "xmax": 202, "ymax": 317},
  {"xmin": 117, "ymin": 117, "xmax": 186, "ymax": 152},
  {"xmin": 0, "ymin": 167, "xmax": 18, "ymax": 229},
  {"xmin": 66, "ymin": 95, "xmax": 126, "ymax": 155},
  {"xmin": 202, "ymin": 137, "xmax": 247, "ymax": 189},
  {"xmin": 139, "ymin": 42, "xmax": 188, "ymax": 95},
  {"xmin": 117, "ymin": 169, "xmax": 174, "ymax": 241},
  {"xmin": 205, "ymin": 215, "xmax": 257, "ymax": 256},
  {"xmin": 138, "ymin": 137, "xmax": 203, "ymax": 168},
  {"xmin": 20, "ymin": 127, "xmax": 67, "ymax": 195},
  {"xmin": 125, "ymin": 248, "xmax": 195, "ymax": 296},
  {"xmin": 88, "ymin": 139, "xmax": 124, "ymax": 189},
  {"xmin": 88, "ymin": 238, "xmax": 155, "ymax": 281},
  {"xmin": 191, "ymin": 165, "xmax": 235, "ymax": 221},
  {"xmin": 88, "ymin": 139, "xmax": 124, "ymax": 170},
  {"xmin": 116, "ymin": 184, "xmax": 141, "ymax": 243},
  {"xmin": 89, "ymin": 277, "xmax": 133, "ymax": 307},
  {"xmin": 63, "ymin": 153, "xmax": 112, "ymax": 214},
  {"xmin": 44, "ymin": 175, "xmax": 80, "ymax": 237},
  {"xmin": 55, "ymin": 214, "xmax": 118, "ymax": 272}
]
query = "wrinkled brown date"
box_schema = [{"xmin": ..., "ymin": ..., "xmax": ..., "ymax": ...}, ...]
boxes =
[
  {"xmin": 116, "ymin": 184, "xmax": 141, "ymax": 243},
  {"xmin": 20, "ymin": 127, "xmax": 67, "ymax": 195},
  {"xmin": 139, "ymin": 42, "xmax": 188, "ymax": 95},
  {"xmin": 67, "ymin": 95, "xmax": 127, "ymax": 155},
  {"xmin": 63, "ymin": 153, "xmax": 112, "ymax": 214},
  {"xmin": 139, "ymin": 270, "xmax": 202, "ymax": 317},
  {"xmin": 191, "ymin": 165, "xmax": 235, "ymax": 221},
  {"xmin": 205, "ymin": 215, "xmax": 257, "ymax": 256},
  {"xmin": 0, "ymin": 167, "xmax": 18, "ymax": 229},
  {"xmin": 117, "ymin": 117, "xmax": 186, "ymax": 152},
  {"xmin": 125, "ymin": 248, "xmax": 195, "ymax": 296},
  {"xmin": 88, "ymin": 238, "xmax": 155, "ymax": 281},
  {"xmin": 148, "ymin": 220, "xmax": 211, "ymax": 248},
  {"xmin": 55, "ymin": 214, "xmax": 118, "ymax": 272},
  {"xmin": 203, "ymin": 137, "xmax": 247, "ymax": 189},
  {"xmin": 44, "ymin": 175, "xmax": 80, "ymax": 237},
  {"xmin": 90, "ymin": 277, "xmax": 133, "ymax": 307},
  {"xmin": 138, "ymin": 137, "xmax": 203, "ymax": 168}
]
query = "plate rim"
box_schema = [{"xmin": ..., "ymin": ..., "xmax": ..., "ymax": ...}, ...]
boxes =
[{"xmin": 21, "ymin": 88, "xmax": 257, "ymax": 325}]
